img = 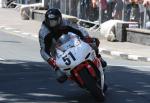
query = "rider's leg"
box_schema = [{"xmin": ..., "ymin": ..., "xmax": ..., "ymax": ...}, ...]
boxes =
[
  {"xmin": 49, "ymin": 49, "xmax": 68, "ymax": 83},
  {"xmin": 55, "ymin": 67, "xmax": 68, "ymax": 83}
]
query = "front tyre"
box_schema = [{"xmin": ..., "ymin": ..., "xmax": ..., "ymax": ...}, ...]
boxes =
[{"xmin": 79, "ymin": 69, "xmax": 105, "ymax": 101}]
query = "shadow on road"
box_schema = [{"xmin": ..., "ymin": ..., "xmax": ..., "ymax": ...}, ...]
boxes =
[
  {"xmin": 105, "ymin": 66, "xmax": 150, "ymax": 103},
  {"xmin": 0, "ymin": 60, "xmax": 150, "ymax": 103},
  {"xmin": 0, "ymin": 60, "xmax": 97, "ymax": 103}
]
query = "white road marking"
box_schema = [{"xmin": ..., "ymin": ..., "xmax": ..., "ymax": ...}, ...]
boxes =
[
  {"xmin": 0, "ymin": 58, "xmax": 5, "ymax": 61},
  {"xmin": 13, "ymin": 30, "xmax": 21, "ymax": 33},
  {"xmin": 99, "ymin": 48, "xmax": 107, "ymax": 52},
  {"xmin": 27, "ymin": 93, "xmax": 64, "ymax": 97},
  {"xmin": 147, "ymin": 58, "xmax": 150, "ymax": 62},
  {"xmin": 128, "ymin": 55, "xmax": 140, "ymax": 60},
  {"xmin": 22, "ymin": 32, "xmax": 30, "ymax": 35},
  {"xmin": 32, "ymin": 35, "xmax": 38, "ymax": 38},
  {"xmin": 4, "ymin": 27, "xmax": 14, "ymax": 30},
  {"xmin": 0, "ymin": 26, "xmax": 5, "ymax": 28},
  {"xmin": 111, "ymin": 51, "xmax": 123, "ymax": 56},
  {"xmin": 0, "ymin": 97, "xmax": 6, "ymax": 101}
]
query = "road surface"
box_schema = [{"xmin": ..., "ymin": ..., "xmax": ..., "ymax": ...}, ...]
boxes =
[{"xmin": 0, "ymin": 31, "xmax": 150, "ymax": 103}]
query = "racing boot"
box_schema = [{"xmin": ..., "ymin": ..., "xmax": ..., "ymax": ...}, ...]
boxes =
[{"xmin": 55, "ymin": 68, "xmax": 68, "ymax": 83}]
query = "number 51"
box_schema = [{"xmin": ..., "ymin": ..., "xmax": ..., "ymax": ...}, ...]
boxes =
[{"xmin": 62, "ymin": 52, "xmax": 76, "ymax": 65}]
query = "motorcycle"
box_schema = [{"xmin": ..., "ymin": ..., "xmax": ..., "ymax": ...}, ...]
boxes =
[{"xmin": 55, "ymin": 32, "xmax": 106, "ymax": 101}]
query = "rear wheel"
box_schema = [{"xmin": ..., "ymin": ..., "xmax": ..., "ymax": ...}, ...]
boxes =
[
  {"xmin": 98, "ymin": 80, "xmax": 108, "ymax": 93},
  {"xmin": 79, "ymin": 69, "xmax": 105, "ymax": 101}
]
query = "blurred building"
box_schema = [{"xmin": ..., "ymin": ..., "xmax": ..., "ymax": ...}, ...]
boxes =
[
  {"xmin": 0, "ymin": 0, "xmax": 3, "ymax": 8},
  {"xmin": 16, "ymin": 0, "xmax": 42, "ymax": 4}
]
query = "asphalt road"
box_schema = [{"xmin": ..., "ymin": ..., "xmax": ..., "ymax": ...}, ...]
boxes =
[{"xmin": 0, "ymin": 31, "xmax": 150, "ymax": 103}]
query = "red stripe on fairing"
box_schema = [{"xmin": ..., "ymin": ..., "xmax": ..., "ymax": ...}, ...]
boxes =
[
  {"xmin": 87, "ymin": 65, "xmax": 97, "ymax": 78},
  {"xmin": 71, "ymin": 60, "xmax": 100, "ymax": 86},
  {"xmin": 72, "ymin": 63, "xmax": 86, "ymax": 85}
]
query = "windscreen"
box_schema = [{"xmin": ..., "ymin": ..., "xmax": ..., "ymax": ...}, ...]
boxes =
[{"xmin": 56, "ymin": 32, "xmax": 81, "ymax": 52}]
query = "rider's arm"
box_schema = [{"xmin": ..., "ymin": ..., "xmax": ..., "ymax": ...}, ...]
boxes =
[
  {"xmin": 66, "ymin": 25, "xmax": 99, "ymax": 43},
  {"xmin": 39, "ymin": 24, "xmax": 58, "ymax": 69},
  {"xmin": 39, "ymin": 25, "xmax": 52, "ymax": 62},
  {"xmin": 62, "ymin": 19, "xmax": 89, "ymax": 38},
  {"xmin": 65, "ymin": 25, "xmax": 85, "ymax": 39}
]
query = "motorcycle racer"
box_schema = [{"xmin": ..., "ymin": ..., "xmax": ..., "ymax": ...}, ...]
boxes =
[{"xmin": 39, "ymin": 8, "xmax": 107, "ymax": 83}]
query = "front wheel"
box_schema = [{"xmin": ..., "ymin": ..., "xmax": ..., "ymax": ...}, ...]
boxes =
[{"xmin": 79, "ymin": 69, "xmax": 105, "ymax": 101}]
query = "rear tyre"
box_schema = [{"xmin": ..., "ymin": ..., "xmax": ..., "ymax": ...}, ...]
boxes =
[
  {"xmin": 79, "ymin": 69, "xmax": 105, "ymax": 101},
  {"xmin": 98, "ymin": 80, "xmax": 108, "ymax": 93}
]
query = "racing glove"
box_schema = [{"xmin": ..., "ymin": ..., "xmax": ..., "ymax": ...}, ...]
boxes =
[
  {"xmin": 48, "ymin": 58, "xmax": 68, "ymax": 83},
  {"xmin": 83, "ymin": 36, "xmax": 93, "ymax": 43},
  {"xmin": 47, "ymin": 57, "xmax": 57, "ymax": 69},
  {"xmin": 83, "ymin": 37, "xmax": 100, "ymax": 47}
]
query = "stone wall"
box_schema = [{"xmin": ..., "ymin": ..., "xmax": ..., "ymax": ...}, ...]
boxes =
[{"xmin": 126, "ymin": 28, "xmax": 150, "ymax": 46}]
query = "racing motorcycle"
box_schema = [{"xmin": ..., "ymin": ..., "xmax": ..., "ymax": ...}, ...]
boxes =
[{"xmin": 55, "ymin": 32, "xmax": 106, "ymax": 101}]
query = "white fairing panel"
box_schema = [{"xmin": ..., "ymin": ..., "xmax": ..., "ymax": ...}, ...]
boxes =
[
  {"xmin": 55, "ymin": 32, "xmax": 104, "ymax": 89},
  {"xmin": 55, "ymin": 33, "xmax": 96, "ymax": 75},
  {"xmin": 56, "ymin": 41, "xmax": 95, "ymax": 74}
]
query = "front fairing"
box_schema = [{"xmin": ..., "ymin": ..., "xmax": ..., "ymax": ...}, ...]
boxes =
[
  {"xmin": 55, "ymin": 32, "xmax": 96, "ymax": 75},
  {"xmin": 56, "ymin": 41, "xmax": 92, "ymax": 67}
]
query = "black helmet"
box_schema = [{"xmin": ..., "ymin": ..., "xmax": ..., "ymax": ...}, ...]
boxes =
[{"xmin": 45, "ymin": 8, "xmax": 62, "ymax": 28}]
